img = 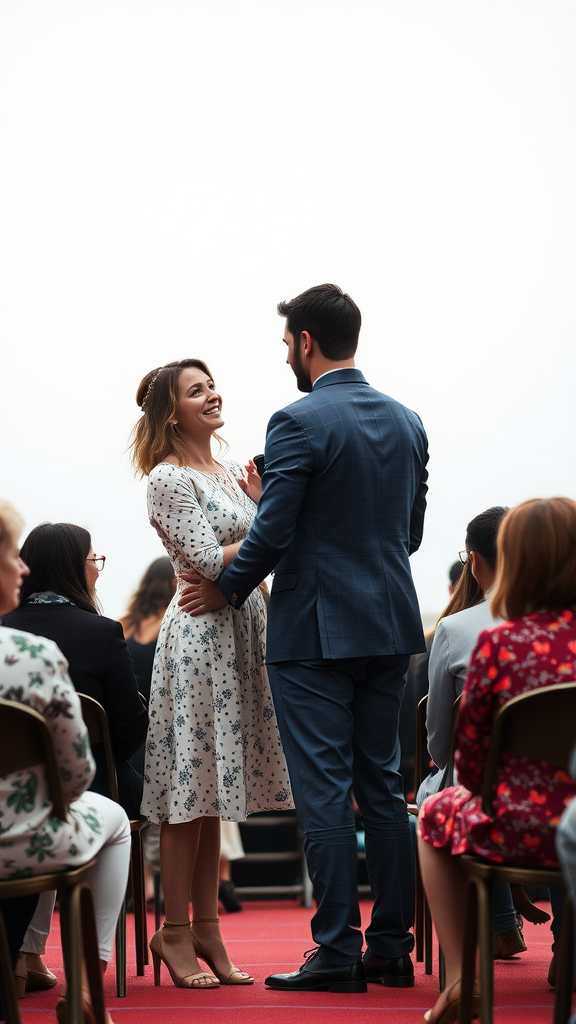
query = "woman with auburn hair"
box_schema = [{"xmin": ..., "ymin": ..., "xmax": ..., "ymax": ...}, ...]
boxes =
[
  {"xmin": 130, "ymin": 360, "xmax": 292, "ymax": 990},
  {"xmin": 417, "ymin": 497, "xmax": 576, "ymax": 1024}
]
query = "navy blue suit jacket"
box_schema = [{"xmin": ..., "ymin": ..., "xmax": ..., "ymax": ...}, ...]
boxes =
[{"xmin": 220, "ymin": 368, "xmax": 428, "ymax": 663}]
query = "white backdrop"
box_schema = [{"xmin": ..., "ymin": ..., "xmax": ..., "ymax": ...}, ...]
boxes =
[{"xmin": 1, "ymin": 0, "xmax": 574, "ymax": 624}]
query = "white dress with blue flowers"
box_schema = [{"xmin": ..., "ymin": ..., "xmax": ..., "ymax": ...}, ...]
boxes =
[{"xmin": 141, "ymin": 461, "xmax": 293, "ymax": 824}]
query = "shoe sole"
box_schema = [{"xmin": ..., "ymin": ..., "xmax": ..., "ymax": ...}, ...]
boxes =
[
  {"xmin": 265, "ymin": 981, "xmax": 368, "ymax": 993},
  {"xmin": 366, "ymin": 975, "xmax": 414, "ymax": 988}
]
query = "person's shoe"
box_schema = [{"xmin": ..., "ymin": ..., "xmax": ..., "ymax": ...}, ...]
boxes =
[
  {"xmin": 510, "ymin": 884, "xmax": 551, "ymax": 925},
  {"xmin": 218, "ymin": 879, "xmax": 242, "ymax": 913},
  {"xmin": 362, "ymin": 949, "xmax": 414, "ymax": 987},
  {"xmin": 493, "ymin": 925, "xmax": 527, "ymax": 959},
  {"xmin": 264, "ymin": 948, "xmax": 367, "ymax": 992}
]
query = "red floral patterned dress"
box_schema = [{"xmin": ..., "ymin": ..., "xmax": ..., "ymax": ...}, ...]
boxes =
[{"xmin": 419, "ymin": 608, "xmax": 576, "ymax": 866}]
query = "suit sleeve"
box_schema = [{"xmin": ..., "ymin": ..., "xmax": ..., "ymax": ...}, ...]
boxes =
[
  {"xmin": 220, "ymin": 408, "xmax": 314, "ymax": 608},
  {"xmin": 408, "ymin": 417, "xmax": 429, "ymax": 555},
  {"xmin": 101, "ymin": 620, "xmax": 149, "ymax": 761}
]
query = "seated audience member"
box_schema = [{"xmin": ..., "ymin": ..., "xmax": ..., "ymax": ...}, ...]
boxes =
[
  {"xmin": 3, "ymin": 522, "xmax": 148, "ymax": 817},
  {"xmin": 3, "ymin": 522, "xmax": 148, "ymax": 992},
  {"xmin": 418, "ymin": 497, "xmax": 576, "ymax": 1024},
  {"xmin": 418, "ymin": 506, "xmax": 549, "ymax": 958},
  {"xmin": 0, "ymin": 500, "xmax": 130, "ymax": 1023},
  {"xmin": 418, "ymin": 507, "xmax": 508, "ymax": 804},
  {"xmin": 400, "ymin": 560, "xmax": 464, "ymax": 795}
]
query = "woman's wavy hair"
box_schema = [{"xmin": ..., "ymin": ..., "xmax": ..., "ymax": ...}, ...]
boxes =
[
  {"xmin": 130, "ymin": 359, "xmax": 227, "ymax": 477},
  {"xmin": 491, "ymin": 497, "xmax": 576, "ymax": 621},
  {"xmin": 437, "ymin": 506, "xmax": 508, "ymax": 622},
  {"xmin": 19, "ymin": 523, "xmax": 98, "ymax": 614},
  {"xmin": 122, "ymin": 557, "xmax": 176, "ymax": 634}
]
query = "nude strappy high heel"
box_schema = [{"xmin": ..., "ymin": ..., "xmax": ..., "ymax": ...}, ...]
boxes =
[
  {"xmin": 191, "ymin": 916, "xmax": 254, "ymax": 985},
  {"xmin": 421, "ymin": 978, "xmax": 480, "ymax": 1023},
  {"xmin": 149, "ymin": 921, "xmax": 220, "ymax": 988}
]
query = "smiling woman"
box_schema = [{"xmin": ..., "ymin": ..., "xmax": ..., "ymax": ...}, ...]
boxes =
[{"xmin": 129, "ymin": 359, "xmax": 292, "ymax": 991}]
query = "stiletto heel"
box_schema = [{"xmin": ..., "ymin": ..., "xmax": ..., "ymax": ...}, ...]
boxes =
[
  {"xmin": 421, "ymin": 978, "xmax": 480, "ymax": 1023},
  {"xmin": 151, "ymin": 945, "xmax": 161, "ymax": 986},
  {"xmin": 55, "ymin": 993, "xmax": 114, "ymax": 1024},
  {"xmin": 191, "ymin": 916, "xmax": 254, "ymax": 985},
  {"xmin": 149, "ymin": 921, "xmax": 219, "ymax": 988}
]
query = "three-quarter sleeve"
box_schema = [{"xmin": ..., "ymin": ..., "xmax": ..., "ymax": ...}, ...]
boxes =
[
  {"xmin": 148, "ymin": 464, "xmax": 225, "ymax": 580},
  {"xmin": 3, "ymin": 633, "xmax": 97, "ymax": 803}
]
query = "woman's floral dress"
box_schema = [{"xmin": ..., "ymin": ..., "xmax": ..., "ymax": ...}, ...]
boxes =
[
  {"xmin": 0, "ymin": 626, "xmax": 110, "ymax": 879},
  {"xmin": 141, "ymin": 461, "xmax": 293, "ymax": 824},
  {"xmin": 419, "ymin": 609, "xmax": 576, "ymax": 866}
]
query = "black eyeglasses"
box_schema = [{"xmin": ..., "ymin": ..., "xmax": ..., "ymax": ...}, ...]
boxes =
[
  {"xmin": 458, "ymin": 550, "xmax": 468, "ymax": 565},
  {"xmin": 86, "ymin": 556, "xmax": 106, "ymax": 572}
]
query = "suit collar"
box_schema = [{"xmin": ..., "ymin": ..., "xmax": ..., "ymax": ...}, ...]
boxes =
[{"xmin": 312, "ymin": 367, "xmax": 367, "ymax": 390}]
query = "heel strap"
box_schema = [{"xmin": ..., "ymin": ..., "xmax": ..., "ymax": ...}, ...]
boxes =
[
  {"xmin": 192, "ymin": 917, "xmax": 219, "ymax": 924},
  {"xmin": 163, "ymin": 920, "xmax": 192, "ymax": 928}
]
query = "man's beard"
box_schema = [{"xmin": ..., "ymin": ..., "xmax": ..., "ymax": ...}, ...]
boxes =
[{"xmin": 291, "ymin": 347, "xmax": 312, "ymax": 393}]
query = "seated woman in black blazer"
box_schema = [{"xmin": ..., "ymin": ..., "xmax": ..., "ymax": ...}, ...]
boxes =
[{"xmin": 3, "ymin": 522, "xmax": 148, "ymax": 818}]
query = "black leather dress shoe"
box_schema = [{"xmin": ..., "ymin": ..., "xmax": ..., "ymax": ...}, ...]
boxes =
[
  {"xmin": 362, "ymin": 950, "xmax": 414, "ymax": 987},
  {"xmin": 265, "ymin": 949, "xmax": 367, "ymax": 992}
]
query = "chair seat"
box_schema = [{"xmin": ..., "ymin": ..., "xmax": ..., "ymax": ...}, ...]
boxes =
[
  {"xmin": 0, "ymin": 858, "xmax": 98, "ymax": 900},
  {"xmin": 459, "ymin": 854, "xmax": 564, "ymax": 888}
]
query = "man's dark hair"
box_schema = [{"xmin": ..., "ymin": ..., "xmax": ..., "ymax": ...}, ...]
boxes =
[
  {"xmin": 466, "ymin": 506, "xmax": 509, "ymax": 571},
  {"xmin": 277, "ymin": 283, "xmax": 361, "ymax": 360}
]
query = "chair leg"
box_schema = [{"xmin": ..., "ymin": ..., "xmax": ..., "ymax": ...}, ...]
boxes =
[
  {"xmin": 153, "ymin": 871, "xmax": 162, "ymax": 934},
  {"xmin": 424, "ymin": 895, "xmax": 433, "ymax": 975},
  {"xmin": 460, "ymin": 880, "xmax": 479, "ymax": 1024},
  {"xmin": 415, "ymin": 847, "xmax": 424, "ymax": 962},
  {"xmin": 115, "ymin": 897, "xmax": 127, "ymax": 998},
  {"xmin": 59, "ymin": 886, "xmax": 85, "ymax": 1024},
  {"xmin": 477, "ymin": 879, "xmax": 495, "ymax": 1024},
  {"xmin": 554, "ymin": 895, "xmax": 575, "ymax": 1024},
  {"xmin": 0, "ymin": 905, "xmax": 22, "ymax": 1024},
  {"xmin": 79, "ymin": 886, "xmax": 106, "ymax": 1024},
  {"xmin": 438, "ymin": 946, "xmax": 446, "ymax": 991},
  {"xmin": 131, "ymin": 830, "xmax": 147, "ymax": 975}
]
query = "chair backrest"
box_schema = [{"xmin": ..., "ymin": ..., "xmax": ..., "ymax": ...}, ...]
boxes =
[
  {"xmin": 78, "ymin": 693, "xmax": 120, "ymax": 804},
  {"xmin": 481, "ymin": 682, "xmax": 576, "ymax": 816},
  {"xmin": 0, "ymin": 697, "xmax": 68, "ymax": 820},
  {"xmin": 414, "ymin": 694, "xmax": 429, "ymax": 788}
]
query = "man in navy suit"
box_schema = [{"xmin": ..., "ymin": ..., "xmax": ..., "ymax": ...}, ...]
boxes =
[{"xmin": 184, "ymin": 284, "xmax": 428, "ymax": 991}]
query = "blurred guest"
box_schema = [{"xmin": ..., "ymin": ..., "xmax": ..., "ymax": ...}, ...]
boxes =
[
  {"xmin": 417, "ymin": 506, "xmax": 548, "ymax": 958},
  {"xmin": 0, "ymin": 500, "xmax": 130, "ymax": 1023},
  {"xmin": 119, "ymin": 556, "xmax": 176, "ymax": 776},
  {"xmin": 119, "ymin": 556, "xmax": 176, "ymax": 900},
  {"xmin": 418, "ymin": 497, "xmax": 576, "ymax": 1024},
  {"xmin": 218, "ymin": 822, "xmax": 245, "ymax": 913}
]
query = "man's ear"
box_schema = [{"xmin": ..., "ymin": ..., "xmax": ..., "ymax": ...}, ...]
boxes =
[{"xmin": 300, "ymin": 330, "xmax": 314, "ymax": 358}]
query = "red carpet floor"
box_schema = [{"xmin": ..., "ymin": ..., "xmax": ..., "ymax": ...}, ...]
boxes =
[{"xmin": 17, "ymin": 900, "xmax": 564, "ymax": 1023}]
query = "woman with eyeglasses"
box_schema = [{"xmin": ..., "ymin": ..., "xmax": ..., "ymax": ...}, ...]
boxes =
[
  {"xmin": 2, "ymin": 521, "xmax": 148, "ymax": 997},
  {"xmin": 3, "ymin": 522, "xmax": 148, "ymax": 818}
]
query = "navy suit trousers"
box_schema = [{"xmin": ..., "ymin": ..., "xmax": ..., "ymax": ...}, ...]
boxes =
[{"xmin": 269, "ymin": 654, "xmax": 415, "ymax": 963}]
